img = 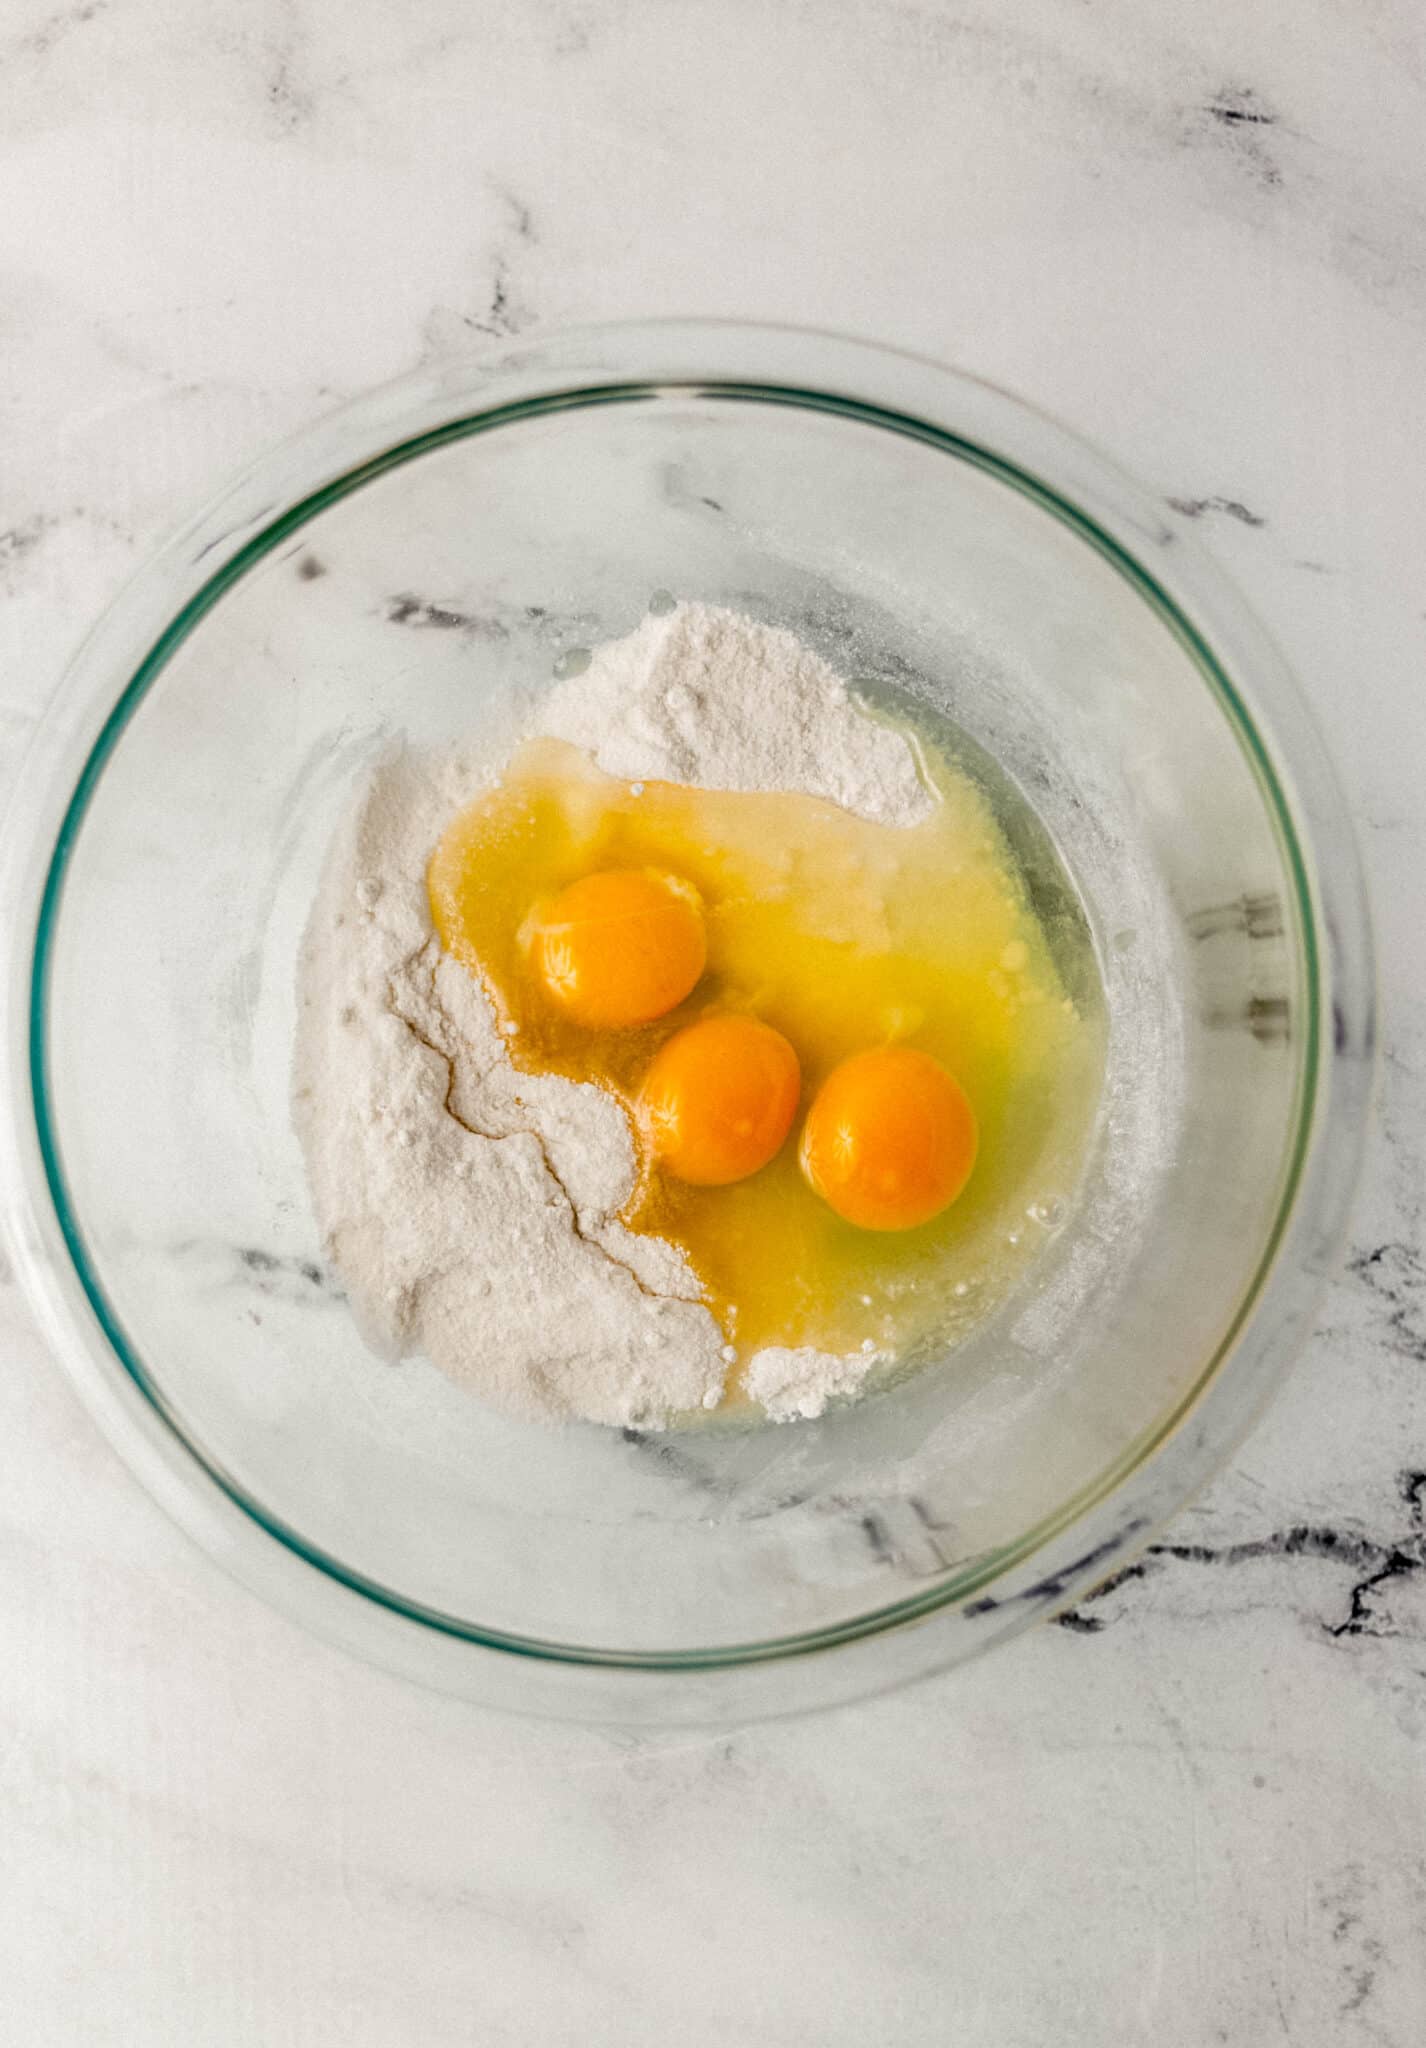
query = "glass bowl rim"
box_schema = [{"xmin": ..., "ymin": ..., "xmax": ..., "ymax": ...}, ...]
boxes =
[{"xmin": 0, "ymin": 320, "xmax": 1376, "ymax": 1708}]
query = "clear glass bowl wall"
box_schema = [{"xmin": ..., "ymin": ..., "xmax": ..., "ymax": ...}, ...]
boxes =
[{"xmin": 3, "ymin": 327, "xmax": 1373, "ymax": 1719}]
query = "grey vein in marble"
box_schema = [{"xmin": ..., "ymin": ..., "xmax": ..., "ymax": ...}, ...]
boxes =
[
  {"xmin": 1167, "ymin": 494, "xmax": 1268, "ymax": 528},
  {"xmin": 1057, "ymin": 1470, "xmax": 1426, "ymax": 1640}
]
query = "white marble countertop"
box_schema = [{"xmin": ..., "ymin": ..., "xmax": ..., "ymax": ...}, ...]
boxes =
[{"xmin": 2, "ymin": 4, "xmax": 1423, "ymax": 2042}]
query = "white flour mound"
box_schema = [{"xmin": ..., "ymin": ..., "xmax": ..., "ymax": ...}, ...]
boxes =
[
  {"xmin": 541, "ymin": 603, "xmax": 932, "ymax": 828},
  {"xmin": 294, "ymin": 603, "xmax": 930, "ymax": 1428},
  {"xmin": 293, "ymin": 749, "xmax": 725, "ymax": 1429}
]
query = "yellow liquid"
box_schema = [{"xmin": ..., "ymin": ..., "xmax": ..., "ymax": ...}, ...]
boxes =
[{"xmin": 429, "ymin": 736, "xmax": 1103, "ymax": 1383}]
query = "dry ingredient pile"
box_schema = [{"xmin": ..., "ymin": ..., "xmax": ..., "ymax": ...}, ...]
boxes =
[{"xmin": 293, "ymin": 602, "xmax": 1101, "ymax": 1429}]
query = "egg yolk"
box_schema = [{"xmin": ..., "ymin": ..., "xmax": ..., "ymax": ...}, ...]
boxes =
[
  {"xmin": 800, "ymin": 1046, "xmax": 978, "ymax": 1231},
  {"xmin": 524, "ymin": 867, "xmax": 706, "ymax": 1029},
  {"xmin": 640, "ymin": 1015, "xmax": 801, "ymax": 1187}
]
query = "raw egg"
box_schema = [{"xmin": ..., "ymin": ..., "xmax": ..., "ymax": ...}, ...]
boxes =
[
  {"xmin": 800, "ymin": 1046, "xmax": 978, "ymax": 1230},
  {"xmin": 429, "ymin": 735, "xmax": 1103, "ymax": 1386},
  {"xmin": 525, "ymin": 867, "xmax": 705, "ymax": 1028},
  {"xmin": 640, "ymin": 1015, "xmax": 801, "ymax": 1186}
]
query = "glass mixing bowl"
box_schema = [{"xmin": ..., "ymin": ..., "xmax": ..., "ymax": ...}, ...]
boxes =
[{"xmin": 0, "ymin": 324, "xmax": 1373, "ymax": 1721}]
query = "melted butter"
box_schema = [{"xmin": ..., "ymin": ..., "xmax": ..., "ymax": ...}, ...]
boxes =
[{"xmin": 429, "ymin": 735, "xmax": 1104, "ymax": 1385}]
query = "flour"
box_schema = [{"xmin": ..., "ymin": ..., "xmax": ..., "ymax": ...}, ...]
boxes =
[
  {"xmin": 294, "ymin": 603, "xmax": 930, "ymax": 1427},
  {"xmin": 540, "ymin": 603, "xmax": 933, "ymax": 828},
  {"xmin": 743, "ymin": 1344, "xmax": 889, "ymax": 1423},
  {"xmin": 293, "ymin": 748, "xmax": 724, "ymax": 1429}
]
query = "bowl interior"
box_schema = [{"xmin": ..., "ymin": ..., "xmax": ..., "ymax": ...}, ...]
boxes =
[{"xmin": 33, "ymin": 381, "xmax": 1312, "ymax": 1658}]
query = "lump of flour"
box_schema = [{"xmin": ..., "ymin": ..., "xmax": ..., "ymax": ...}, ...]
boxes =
[
  {"xmin": 294, "ymin": 603, "xmax": 931, "ymax": 1427},
  {"xmin": 743, "ymin": 1345, "xmax": 890, "ymax": 1424}
]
